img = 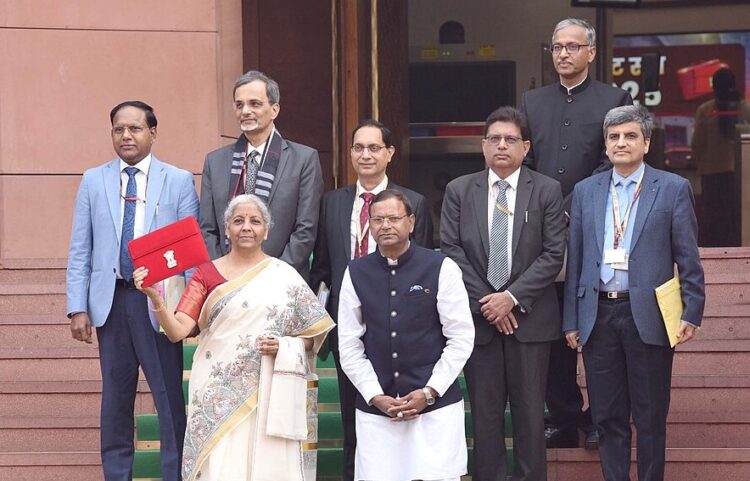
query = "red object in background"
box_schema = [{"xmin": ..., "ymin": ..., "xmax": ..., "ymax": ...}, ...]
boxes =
[
  {"xmin": 434, "ymin": 125, "xmax": 484, "ymax": 136},
  {"xmin": 677, "ymin": 59, "xmax": 729, "ymax": 101},
  {"xmin": 128, "ymin": 216, "xmax": 209, "ymax": 287}
]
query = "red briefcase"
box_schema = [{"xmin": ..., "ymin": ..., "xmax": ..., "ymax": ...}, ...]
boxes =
[{"xmin": 128, "ymin": 216, "xmax": 209, "ymax": 287}]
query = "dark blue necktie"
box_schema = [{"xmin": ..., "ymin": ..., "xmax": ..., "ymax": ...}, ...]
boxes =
[{"xmin": 120, "ymin": 166, "xmax": 139, "ymax": 280}]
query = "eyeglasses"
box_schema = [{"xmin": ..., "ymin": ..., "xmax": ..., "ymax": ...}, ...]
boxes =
[
  {"xmin": 112, "ymin": 125, "xmax": 148, "ymax": 136},
  {"xmin": 351, "ymin": 144, "xmax": 387, "ymax": 154},
  {"xmin": 550, "ymin": 43, "xmax": 590, "ymax": 54},
  {"xmin": 370, "ymin": 214, "xmax": 409, "ymax": 226},
  {"xmin": 484, "ymin": 135, "xmax": 523, "ymax": 146}
]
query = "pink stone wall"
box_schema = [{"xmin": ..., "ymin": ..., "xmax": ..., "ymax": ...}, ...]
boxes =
[{"xmin": 0, "ymin": 0, "xmax": 242, "ymax": 266}]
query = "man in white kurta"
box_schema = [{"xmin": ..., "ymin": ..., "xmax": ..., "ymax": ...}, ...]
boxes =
[{"xmin": 338, "ymin": 189, "xmax": 475, "ymax": 481}]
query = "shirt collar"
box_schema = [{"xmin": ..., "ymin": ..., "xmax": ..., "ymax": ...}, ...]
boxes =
[
  {"xmin": 119, "ymin": 153, "xmax": 152, "ymax": 176},
  {"xmin": 612, "ymin": 162, "xmax": 645, "ymax": 186},
  {"xmin": 356, "ymin": 174, "xmax": 389, "ymax": 197},
  {"xmin": 246, "ymin": 127, "xmax": 276, "ymax": 155},
  {"xmin": 488, "ymin": 166, "xmax": 521, "ymax": 192}
]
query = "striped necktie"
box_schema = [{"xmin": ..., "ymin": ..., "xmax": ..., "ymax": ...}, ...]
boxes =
[{"xmin": 487, "ymin": 179, "xmax": 510, "ymax": 290}]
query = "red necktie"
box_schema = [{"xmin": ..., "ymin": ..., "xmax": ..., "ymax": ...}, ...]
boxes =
[{"xmin": 355, "ymin": 192, "xmax": 375, "ymax": 259}]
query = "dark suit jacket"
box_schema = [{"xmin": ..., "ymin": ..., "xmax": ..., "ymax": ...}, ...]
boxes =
[
  {"xmin": 563, "ymin": 164, "xmax": 705, "ymax": 346},
  {"xmin": 310, "ymin": 182, "xmax": 433, "ymax": 352},
  {"xmin": 199, "ymin": 133, "xmax": 323, "ymax": 279},
  {"xmin": 441, "ymin": 166, "xmax": 566, "ymax": 345},
  {"xmin": 521, "ymin": 77, "xmax": 633, "ymax": 210}
]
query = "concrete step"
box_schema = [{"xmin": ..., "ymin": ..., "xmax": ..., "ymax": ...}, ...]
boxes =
[
  {"xmin": 547, "ymin": 447, "xmax": 750, "ymax": 481},
  {"xmin": 0, "ymin": 451, "xmax": 102, "ymax": 481},
  {"xmin": 672, "ymin": 352, "xmax": 750, "ymax": 376},
  {"xmin": 0, "ymin": 293, "xmax": 67, "ymax": 316},
  {"xmin": 0, "ymin": 323, "xmax": 92, "ymax": 348},
  {"xmin": 0, "ymin": 419, "xmax": 100, "ymax": 452},
  {"xmin": 0, "ymin": 358, "xmax": 101, "ymax": 382},
  {"xmin": 0, "ymin": 268, "xmax": 66, "ymax": 284},
  {"xmin": 691, "ymin": 317, "xmax": 750, "ymax": 340},
  {"xmin": 0, "ymin": 385, "xmax": 155, "ymax": 418}
]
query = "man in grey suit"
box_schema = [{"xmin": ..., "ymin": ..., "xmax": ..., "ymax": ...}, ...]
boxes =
[
  {"xmin": 199, "ymin": 70, "xmax": 323, "ymax": 278},
  {"xmin": 441, "ymin": 106, "xmax": 566, "ymax": 481},
  {"xmin": 564, "ymin": 105, "xmax": 705, "ymax": 481},
  {"xmin": 310, "ymin": 119, "xmax": 433, "ymax": 481}
]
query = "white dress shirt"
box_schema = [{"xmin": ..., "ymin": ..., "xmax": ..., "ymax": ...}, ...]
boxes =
[
  {"xmin": 349, "ymin": 175, "xmax": 388, "ymax": 259},
  {"xmin": 117, "ymin": 154, "xmax": 151, "ymax": 278}
]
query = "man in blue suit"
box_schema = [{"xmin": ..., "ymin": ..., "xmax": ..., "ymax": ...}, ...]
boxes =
[
  {"xmin": 563, "ymin": 105, "xmax": 705, "ymax": 481},
  {"xmin": 66, "ymin": 101, "xmax": 199, "ymax": 481}
]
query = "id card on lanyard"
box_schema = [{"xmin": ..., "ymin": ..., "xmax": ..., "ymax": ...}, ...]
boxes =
[{"xmin": 604, "ymin": 170, "xmax": 644, "ymax": 271}]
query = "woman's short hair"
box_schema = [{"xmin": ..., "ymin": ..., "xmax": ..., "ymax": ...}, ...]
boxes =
[{"xmin": 223, "ymin": 194, "xmax": 273, "ymax": 229}]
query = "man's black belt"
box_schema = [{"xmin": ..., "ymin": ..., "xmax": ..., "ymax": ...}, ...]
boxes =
[
  {"xmin": 116, "ymin": 278, "xmax": 138, "ymax": 289},
  {"xmin": 599, "ymin": 290, "xmax": 629, "ymax": 300}
]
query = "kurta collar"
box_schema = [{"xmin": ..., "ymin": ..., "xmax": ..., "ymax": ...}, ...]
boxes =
[
  {"xmin": 377, "ymin": 241, "xmax": 414, "ymax": 268},
  {"xmin": 558, "ymin": 75, "xmax": 592, "ymax": 95}
]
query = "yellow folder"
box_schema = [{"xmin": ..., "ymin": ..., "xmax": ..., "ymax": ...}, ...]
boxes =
[{"xmin": 655, "ymin": 276, "xmax": 683, "ymax": 348}]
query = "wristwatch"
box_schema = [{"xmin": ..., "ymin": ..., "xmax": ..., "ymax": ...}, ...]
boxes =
[{"xmin": 422, "ymin": 387, "xmax": 436, "ymax": 406}]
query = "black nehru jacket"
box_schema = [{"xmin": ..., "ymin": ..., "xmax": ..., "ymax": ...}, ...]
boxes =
[
  {"xmin": 521, "ymin": 76, "xmax": 633, "ymax": 207},
  {"xmin": 347, "ymin": 243, "xmax": 462, "ymax": 416}
]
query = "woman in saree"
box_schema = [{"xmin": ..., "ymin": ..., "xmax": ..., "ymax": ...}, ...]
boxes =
[{"xmin": 133, "ymin": 194, "xmax": 334, "ymax": 481}]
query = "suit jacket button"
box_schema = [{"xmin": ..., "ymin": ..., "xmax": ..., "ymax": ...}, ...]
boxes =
[
  {"xmin": 561, "ymin": 144, "xmax": 568, "ymax": 151},
  {"xmin": 564, "ymin": 119, "xmax": 571, "ymax": 126},
  {"xmin": 558, "ymin": 167, "xmax": 566, "ymax": 174}
]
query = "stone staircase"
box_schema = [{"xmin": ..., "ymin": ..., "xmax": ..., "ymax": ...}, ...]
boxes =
[{"xmin": 1, "ymin": 247, "xmax": 749, "ymax": 480}]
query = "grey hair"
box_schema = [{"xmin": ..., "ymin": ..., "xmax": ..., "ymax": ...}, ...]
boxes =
[
  {"xmin": 223, "ymin": 194, "xmax": 274, "ymax": 229},
  {"xmin": 552, "ymin": 18, "xmax": 596, "ymax": 47},
  {"xmin": 233, "ymin": 70, "xmax": 281, "ymax": 104},
  {"xmin": 603, "ymin": 105, "xmax": 654, "ymax": 139}
]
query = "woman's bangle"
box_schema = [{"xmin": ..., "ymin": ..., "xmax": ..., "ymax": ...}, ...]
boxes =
[{"xmin": 150, "ymin": 303, "xmax": 167, "ymax": 313}]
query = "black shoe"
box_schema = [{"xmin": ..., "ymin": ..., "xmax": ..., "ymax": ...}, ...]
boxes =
[
  {"xmin": 584, "ymin": 429, "xmax": 600, "ymax": 450},
  {"xmin": 545, "ymin": 425, "xmax": 578, "ymax": 448}
]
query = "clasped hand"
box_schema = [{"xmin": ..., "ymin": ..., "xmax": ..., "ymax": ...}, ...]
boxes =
[
  {"xmin": 371, "ymin": 388, "xmax": 430, "ymax": 422},
  {"xmin": 479, "ymin": 291, "xmax": 517, "ymax": 335}
]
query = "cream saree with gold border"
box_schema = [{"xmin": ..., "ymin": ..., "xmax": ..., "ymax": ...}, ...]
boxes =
[{"xmin": 182, "ymin": 258, "xmax": 334, "ymax": 481}]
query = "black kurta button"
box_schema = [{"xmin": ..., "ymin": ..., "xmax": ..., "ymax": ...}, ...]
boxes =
[
  {"xmin": 558, "ymin": 167, "xmax": 565, "ymax": 174},
  {"xmin": 561, "ymin": 144, "xmax": 568, "ymax": 151},
  {"xmin": 564, "ymin": 119, "xmax": 571, "ymax": 126},
  {"xmin": 391, "ymin": 270, "xmax": 396, "ymax": 276},
  {"xmin": 390, "ymin": 290, "xmax": 396, "ymax": 297},
  {"xmin": 567, "ymin": 97, "xmax": 573, "ymax": 103}
]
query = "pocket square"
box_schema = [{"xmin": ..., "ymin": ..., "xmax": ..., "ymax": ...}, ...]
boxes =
[{"xmin": 409, "ymin": 285, "xmax": 424, "ymax": 292}]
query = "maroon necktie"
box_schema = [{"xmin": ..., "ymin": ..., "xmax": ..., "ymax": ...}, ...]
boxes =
[{"xmin": 355, "ymin": 192, "xmax": 375, "ymax": 259}]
